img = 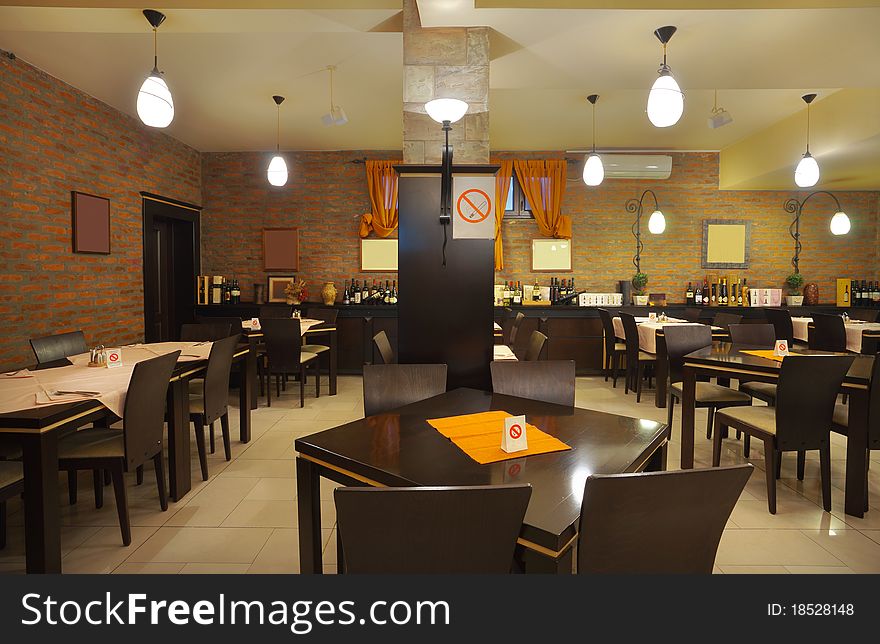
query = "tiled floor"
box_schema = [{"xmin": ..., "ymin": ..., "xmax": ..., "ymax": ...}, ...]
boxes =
[{"xmin": 2, "ymin": 374, "xmax": 879, "ymax": 574}]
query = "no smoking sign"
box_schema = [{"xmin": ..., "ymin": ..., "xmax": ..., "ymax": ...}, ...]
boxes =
[
  {"xmin": 502, "ymin": 415, "xmax": 528, "ymax": 453},
  {"xmin": 452, "ymin": 176, "xmax": 495, "ymax": 240}
]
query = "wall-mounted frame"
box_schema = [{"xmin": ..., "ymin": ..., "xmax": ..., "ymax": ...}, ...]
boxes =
[
  {"xmin": 267, "ymin": 275, "xmax": 294, "ymax": 303},
  {"xmin": 702, "ymin": 218, "xmax": 751, "ymax": 269},
  {"xmin": 263, "ymin": 227, "xmax": 299, "ymax": 271},
  {"xmin": 531, "ymin": 238, "xmax": 572, "ymax": 272},
  {"xmin": 72, "ymin": 191, "xmax": 111, "ymax": 254},
  {"xmin": 360, "ymin": 238, "xmax": 398, "ymax": 272}
]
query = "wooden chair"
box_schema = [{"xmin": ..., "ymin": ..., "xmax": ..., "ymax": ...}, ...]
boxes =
[
  {"xmin": 188, "ymin": 334, "xmax": 240, "ymax": 480},
  {"xmin": 507, "ymin": 311, "xmax": 525, "ymax": 345},
  {"xmin": 728, "ymin": 324, "xmax": 778, "ymax": 407},
  {"xmin": 523, "ymin": 330, "xmax": 548, "ymax": 361},
  {"xmin": 372, "ymin": 330, "xmax": 394, "ymax": 364},
  {"xmin": 334, "ymin": 484, "xmax": 531, "ymax": 573},
  {"xmin": 664, "ymin": 325, "xmax": 752, "ymax": 439},
  {"xmin": 712, "ymin": 312, "xmax": 743, "ymax": 331},
  {"xmin": 849, "ymin": 309, "xmax": 879, "ymax": 323},
  {"xmin": 302, "ymin": 308, "xmax": 338, "ymax": 382},
  {"xmin": 261, "ymin": 318, "xmax": 319, "ymax": 407},
  {"xmin": 0, "ymin": 461, "xmax": 24, "ymax": 550},
  {"xmin": 29, "ymin": 330, "xmax": 87, "ymax": 365},
  {"xmin": 597, "ymin": 308, "xmax": 625, "ymax": 387},
  {"xmin": 490, "ymin": 360, "xmax": 575, "ymax": 407},
  {"xmin": 765, "ymin": 308, "xmax": 795, "ymax": 347},
  {"xmin": 683, "ymin": 307, "xmax": 702, "ymax": 323},
  {"xmin": 811, "ymin": 313, "xmax": 847, "ymax": 352},
  {"xmin": 55, "ymin": 351, "xmax": 179, "ymax": 545},
  {"xmin": 195, "ymin": 316, "xmax": 244, "ymax": 334},
  {"xmin": 576, "ymin": 465, "xmax": 752, "ymax": 573},
  {"xmin": 362, "ymin": 364, "xmax": 447, "ymax": 417},
  {"xmin": 714, "ymin": 355, "xmax": 855, "ymax": 513},
  {"xmin": 180, "ymin": 322, "xmax": 233, "ymax": 342},
  {"xmin": 619, "ymin": 312, "xmax": 655, "ymax": 402},
  {"xmin": 259, "ymin": 305, "xmax": 293, "ymax": 319},
  {"xmin": 831, "ymin": 354, "xmax": 880, "ymax": 511}
]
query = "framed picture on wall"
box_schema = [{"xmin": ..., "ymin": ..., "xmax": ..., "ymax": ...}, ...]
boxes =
[
  {"xmin": 263, "ymin": 228, "xmax": 299, "ymax": 271},
  {"xmin": 72, "ymin": 191, "xmax": 111, "ymax": 254},
  {"xmin": 531, "ymin": 238, "xmax": 572, "ymax": 272},
  {"xmin": 702, "ymin": 219, "xmax": 751, "ymax": 269},
  {"xmin": 360, "ymin": 238, "xmax": 398, "ymax": 272},
  {"xmin": 267, "ymin": 275, "xmax": 294, "ymax": 303}
]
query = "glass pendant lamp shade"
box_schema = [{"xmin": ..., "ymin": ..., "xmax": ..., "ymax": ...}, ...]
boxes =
[
  {"xmin": 795, "ymin": 152, "xmax": 820, "ymax": 188},
  {"xmin": 267, "ymin": 155, "xmax": 288, "ymax": 187},
  {"xmin": 648, "ymin": 210, "xmax": 666, "ymax": 234},
  {"xmin": 829, "ymin": 211, "xmax": 851, "ymax": 235},
  {"xmin": 647, "ymin": 72, "xmax": 684, "ymax": 128},
  {"xmin": 424, "ymin": 98, "xmax": 468, "ymax": 124},
  {"xmin": 137, "ymin": 72, "xmax": 174, "ymax": 128},
  {"xmin": 583, "ymin": 153, "xmax": 604, "ymax": 186}
]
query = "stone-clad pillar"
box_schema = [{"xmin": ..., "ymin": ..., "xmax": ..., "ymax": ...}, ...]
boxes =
[{"xmin": 402, "ymin": 0, "xmax": 489, "ymax": 165}]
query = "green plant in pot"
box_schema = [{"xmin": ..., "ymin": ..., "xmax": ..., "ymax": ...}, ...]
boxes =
[
  {"xmin": 632, "ymin": 272, "xmax": 649, "ymax": 306},
  {"xmin": 785, "ymin": 273, "xmax": 804, "ymax": 306}
]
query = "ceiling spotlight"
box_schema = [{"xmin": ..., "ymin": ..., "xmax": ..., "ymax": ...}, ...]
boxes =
[
  {"xmin": 708, "ymin": 89, "xmax": 733, "ymax": 128},
  {"xmin": 136, "ymin": 9, "xmax": 174, "ymax": 128},
  {"xmin": 321, "ymin": 66, "xmax": 348, "ymax": 127},
  {"xmin": 646, "ymin": 26, "xmax": 684, "ymax": 128}
]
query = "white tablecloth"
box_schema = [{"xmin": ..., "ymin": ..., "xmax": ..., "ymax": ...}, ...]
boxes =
[
  {"xmin": 791, "ymin": 317, "xmax": 880, "ymax": 352},
  {"xmin": 493, "ymin": 345, "xmax": 518, "ymax": 361},
  {"xmin": 791, "ymin": 317, "xmax": 812, "ymax": 342},
  {"xmin": 612, "ymin": 317, "xmax": 698, "ymax": 354},
  {"xmin": 243, "ymin": 318, "xmax": 324, "ymax": 334}
]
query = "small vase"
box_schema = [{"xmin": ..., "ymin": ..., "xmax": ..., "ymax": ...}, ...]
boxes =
[
  {"xmin": 786, "ymin": 295, "xmax": 804, "ymax": 307},
  {"xmin": 253, "ymin": 284, "xmax": 265, "ymax": 305},
  {"xmin": 633, "ymin": 294, "xmax": 649, "ymax": 306},
  {"xmin": 803, "ymin": 282, "xmax": 819, "ymax": 306},
  {"xmin": 321, "ymin": 281, "xmax": 337, "ymax": 306},
  {"xmin": 286, "ymin": 295, "xmax": 302, "ymax": 305}
]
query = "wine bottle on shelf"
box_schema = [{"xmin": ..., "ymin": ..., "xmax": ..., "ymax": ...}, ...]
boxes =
[
  {"xmin": 694, "ymin": 281, "xmax": 702, "ymax": 305},
  {"xmin": 353, "ymin": 280, "xmax": 362, "ymax": 304},
  {"xmin": 513, "ymin": 281, "xmax": 522, "ymax": 305},
  {"xmin": 741, "ymin": 278, "xmax": 749, "ymax": 307},
  {"xmin": 686, "ymin": 282, "xmax": 694, "ymax": 306},
  {"xmin": 710, "ymin": 281, "xmax": 717, "ymax": 306},
  {"xmin": 342, "ymin": 281, "xmax": 350, "ymax": 305},
  {"xmin": 873, "ymin": 280, "xmax": 879, "ymax": 307},
  {"xmin": 720, "ymin": 278, "xmax": 728, "ymax": 305},
  {"xmin": 232, "ymin": 279, "xmax": 240, "ymax": 304},
  {"xmin": 861, "ymin": 280, "xmax": 868, "ymax": 307},
  {"xmin": 702, "ymin": 276, "xmax": 710, "ymax": 306},
  {"xmin": 533, "ymin": 279, "xmax": 541, "ymax": 302},
  {"xmin": 391, "ymin": 280, "xmax": 398, "ymax": 305}
]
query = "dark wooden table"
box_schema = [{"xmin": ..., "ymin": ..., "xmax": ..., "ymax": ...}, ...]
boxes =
[
  {"xmin": 680, "ymin": 343, "xmax": 874, "ymax": 517},
  {"xmin": 0, "ymin": 344, "xmax": 255, "ymax": 573},
  {"xmin": 295, "ymin": 387, "xmax": 669, "ymax": 574},
  {"xmin": 244, "ymin": 323, "xmax": 338, "ymax": 396}
]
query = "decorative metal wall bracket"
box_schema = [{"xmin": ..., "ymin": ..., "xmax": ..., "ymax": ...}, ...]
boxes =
[
  {"xmin": 625, "ymin": 189, "xmax": 661, "ymax": 274},
  {"xmin": 784, "ymin": 190, "xmax": 843, "ymax": 274}
]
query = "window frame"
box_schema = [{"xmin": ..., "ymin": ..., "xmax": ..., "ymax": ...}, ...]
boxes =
[{"xmin": 503, "ymin": 175, "xmax": 533, "ymax": 220}]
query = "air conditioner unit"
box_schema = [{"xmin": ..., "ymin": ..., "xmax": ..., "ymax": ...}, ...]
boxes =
[{"xmin": 600, "ymin": 154, "xmax": 672, "ymax": 179}]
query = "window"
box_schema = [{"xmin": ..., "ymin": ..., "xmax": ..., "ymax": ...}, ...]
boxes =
[{"xmin": 504, "ymin": 176, "xmax": 532, "ymax": 219}]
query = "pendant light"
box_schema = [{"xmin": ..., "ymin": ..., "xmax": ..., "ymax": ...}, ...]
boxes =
[
  {"xmin": 136, "ymin": 9, "xmax": 174, "ymax": 128},
  {"xmin": 794, "ymin": 93, "xmax": 820, "ymax": 188},
  {"xmin": 267, "ymin": 95, "xmax": 288, "ymax": 187},
  {"xmin": 646, "ymin": 26, "xmax": 684, "ymax": 128},
  {"xmin": 582, "ymin": 94, "xmax": 604, "ymax": 186}
]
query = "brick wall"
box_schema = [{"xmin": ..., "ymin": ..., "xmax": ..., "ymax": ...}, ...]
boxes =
[
  {"xmin": 200, "ymin": 151, "xmax": 399, "ymax": 302},
  {"xmin": 494, "ymin": 151, "xmax": 880, "ymax": 302},
  {"xmin": 0, "ymin": 55, "xmax": 201, "ymax": 371}
]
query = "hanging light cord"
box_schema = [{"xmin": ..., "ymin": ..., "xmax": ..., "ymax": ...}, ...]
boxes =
[
  {"xmin": 152, "ymin": 28, "xmax": 159, "ymax": 72},
  {"xmin": 591, "ymin": 102, "xmax": 597, "ymax": 153},
  {"xmin": 276, "ymin": 105, "xmax": 280, "ymax": 152}
]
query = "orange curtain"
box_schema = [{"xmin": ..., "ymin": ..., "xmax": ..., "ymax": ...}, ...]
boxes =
[
  {"xmin": 513, "ymin": 159, "xmax": 571, "ymax": 239},
  {"xmin": 359, "ymin": 159, "xmax": 401, "ymax": 238},
  {"xmin": 492, "ymin": 159, "xmax": 514, "ymax": 271}
]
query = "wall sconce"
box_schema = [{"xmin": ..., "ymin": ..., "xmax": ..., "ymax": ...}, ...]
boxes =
[
  {"xmin": 625, "ymin": 189, "xmax": 665, "ymax": 273},
  {"xmin": 784, "ymin": 190, "xmax": 850, "ymax": 274}
]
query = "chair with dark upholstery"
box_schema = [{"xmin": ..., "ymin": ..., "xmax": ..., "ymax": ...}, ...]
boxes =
[
  {"xmin": 765, "ymin": 308, "xmax": 795, "ymax": 347},
  {"xmin": 811, "ymin": 313, "xmax": 847, "ymax": 352},
  {"xmin": 259, "ymin": 305, "xmax": 293, "ymax": 319},
  {"xmin": 180, "ymin": 322, "xmax": 233, "ymax": 342},
  {"xmin": 194, "ymin": 316, "xmax": 244, "ymax": 334},
  {"xmin": 29, "ymin": 330, "xmax": 87, "ymax": 365},
  {"xmin": 188, "ymin": 335, "xmax": 240, "ymax": 480},
  {"xmin": 664, "ymin": 325, "xmax": 752, "ymax": 439},
  {"xmin": 362, "ymin": 364, "xmax": 447, "ymax": 417},
  {"xmin": 0, "ymin": 461, "xmax": 24, "ymax": 550},
  {"xmin": 728, "ymin": 324, "xmax": 779, "ymax": 407},
  {"xmin": 619, "ymin": 312, "xmax": 656, "ymax": 402},
  {"xmin": 576, "ymin": 465, "xmax": 752, "ymax": 573},
  {"xmin": 714, "ymin": 355, "xmax": 855, "ymax": 513},
  {"xmin": 301, "ymin": 308, "xmax": 338, "ymax": 381},
  {"xmin": 597, "ymin": 308, "xmax": 625, "ymax": 387},
  {"xmin": 334, "ymin": 485, "xmax": 531, "ymax": 573},
  {"xmin": 490, "ymin": 360, "xmax": 575, "ymax": 407},
  {"xmin": 372, "ymin": 330, "xmax": 394, "ymax": 365},
  {"xmin": 261, "ymin": 318, "xmax": 319, "ymax": 407},
  {"xmin": 849, "ymin": 309, "xmax": 879, "ymax": 323},
  {"xmin": 508, "ymin": 311, "xmax": 526, "ymax": 346},
  {"xmin": 683, "ymin": 307, "xmax": 702, "ymax": 323},
  {"xmin": 55, "ymin": 351, "xmax": 179, "ymax": 545},
  {"xmin": 712, "ymin": 312, "xmax": 743, "ymax": 331},
  {"xmin": 523, "ymin": 330, "xmax": 548, "ymax": 362}
]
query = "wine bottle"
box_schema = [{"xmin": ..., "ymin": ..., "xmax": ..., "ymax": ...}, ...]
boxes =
[
  {"xmin": 342, "ymin": 280, "xmax": 350, "ymax": 305},
  {"xmin": 710, "ymin": 281, "xmax": 717, "ymax": 305},
  {"xmin": 513, "ymin": 281, "xmax": 522, "ymax": 305},
  {"xmin": 720, "ymin": 278, "xmax": 728, "ymax": 305},
  {"xmin": 873, "ymin": 280, "xmax": 879, "ymax": 307},
  {"xmin": 694, "ymin": 281, "xmax": 702, "ymax": 305},
  {"xmin": 686, "ymin": 282, "xmax": 694, "ymax": 306},
  {"xmin": 861, "ymin": 280, "xmax": 868, "ymax": 307},
  {"xmin": 353, "ymin": 280, "xmax": 361, "ymax": 304},
  {"xmin": 391, "ymin": 280, "xmax": 398, "ymax": 305},
  {"xmin": 742, "ymin": 278, "xmax": 749, "ymax": 307},
  {"xmin": 702, "ymin": 277, "xmax": 710, "ymax": 306},
  {"xmin": 533, "ymin": 279, "xmax": 541, "ymax": 302}
]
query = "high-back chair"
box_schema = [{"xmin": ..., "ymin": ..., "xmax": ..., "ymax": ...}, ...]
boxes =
[
  {"xmin": 712, "ymin": 312, "xmax": 743, "ymax": 331},
  {"xmin": 683, "ymin": 307, "xmax": 702, "ymax": 323},
  {"xmin": 508, "ymin": 311, "xmax": 526, "ymax": 346},
  {"xmin": 195, "ymin": 316, "xmax": 244, "ymax": 334},
  {"xmin": 490, "ymin": 360, "xmax": 575, "ymax": 407},
  {"xmin": 664, "ymin": 325, "xmax": 751, "ymax": 439},
  {"xmin": 728, "ymin": 324, "xmax": 779, "ymax": 407},
  {"xmin": 765, "ymin": 309, "xmax": 795, "ymax": 347},
  {"xmin": 811, "ymin": 313, "xmax": 847, "ymax": 352},
  {"xmin": 334, "ymin": 485, "xmax": 531, "ymax": 573},
  {"xmin": 259, "ymin": 305, "xmax": 293, "ymax": 319},
  {"xmin": 523, "ymin": 330, "xmax": 548, "ymax": 362},
  {"xmin": 714, "ymin": 355, "xmax": 855, "ymax": 513},
  {"xmin": 29, "ymin": 330, "xmax": 87, "ymax": 366},
  {"xmin": 55, "ymin": 351, "xmax": 179, "ymax": 545},
  {"xmin": 619, "ymin": 312, "xmax": 656, "ymax": 402},
  {"xmin": 188, "ymin": 334, "xmax": 240, "ymax": 480},
  {"xmin": 849, "ymin": 309, "xmax": 879, "ymax": 323},
  {"xmin": 302, "ymin": 308, "xmax": 338, "ymax": 379},
  {"xmin": 261, "ymin": 318, "xmax": 319, "ymax": 407},
  {"xmin": 597, "ymin": 308, "xmax": 625, "ymax": 387},
  {"xmin": 576, "ymin": 465, "xmax": 752, "ymax": 573},
  {"xmin": 180, "ymin": 322, "xmax": 233, "ymax": 342},
  {"xmin": 362, "ymin": 364, "xmax": 447, "ymax": 417},
  {"xmin": 372, "ymin": 330, "xmax": 395, "ymax": 364}
]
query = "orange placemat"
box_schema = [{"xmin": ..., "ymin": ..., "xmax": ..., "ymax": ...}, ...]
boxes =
[
  {"xmin": 741, "ymin": 349, "xmax": 785, "ymax": 362},
  {"xmin": 427, "ymin": 411, "xmax": 571, "ymax": 465}
]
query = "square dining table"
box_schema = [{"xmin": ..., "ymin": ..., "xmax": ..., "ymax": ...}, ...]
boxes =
[{"xmin": 295, "ymin": 388, "xmax": 668, "ymax": 574}]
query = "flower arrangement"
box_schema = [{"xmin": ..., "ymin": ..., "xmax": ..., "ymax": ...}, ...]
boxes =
[{"xmin": 285, "ymin": 278, "xmax": 307, "ymax": 305}]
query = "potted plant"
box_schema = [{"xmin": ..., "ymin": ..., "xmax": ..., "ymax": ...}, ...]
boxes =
[
  {"xmin": 632, "ymin": 272, "xmax": 649, "ymax": 306},
  {"xmin": 785, "ymin": 273, "xmax": 804, "ymax": 306}
]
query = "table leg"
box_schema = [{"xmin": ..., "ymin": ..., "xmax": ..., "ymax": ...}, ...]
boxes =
[
  {"xmin": 844, "ymin": 389, "xmax": 869, "ymax": 517},
  {"xmin": 296, "ymin": 456, "xmax": 323, "ymax": 574},
  {"xmin": 680, "ymin": 366, "xmax": 696, "ymax": 469},
  {"xmin": 655, "ymin": 335, "xmax": 668, "ymax": 408},
  {"xmin": 20, "ymin": 432, "xmax": 61, "ymax": 573},
  {"xmin": 239, "ymin": 347, "xmax": 254, "ymax": 443},
  {"xmin": 248, "ymin": 337, "xmax": 259, "ymax": 411},
  {"xmin": 167, "ymin": 379, "xmax": 191, "ymax": 501},
  {"xmin": 329, "ymin": 330, "xmax": 337, "ymax": 396},
  {"xmin": 645, "ymin": 441, "xmax": 668, "ymax": 472}
]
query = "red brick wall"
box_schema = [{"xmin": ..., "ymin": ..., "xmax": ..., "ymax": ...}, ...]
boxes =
[
  {"xmin": 200, "ymin": 151, "xmax": 399, "ymax": 302},
  {"xmin": 494, "ymin": 151, "xmax": 880, "ymax": 303},
  {"xmin": 0, "ymin": 55, "xmax": 201, "ymax": 371}
]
